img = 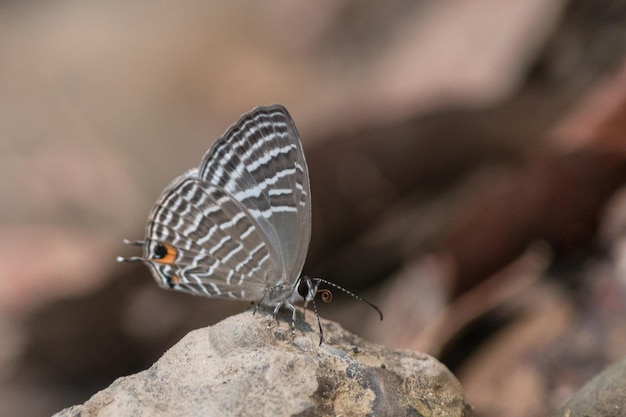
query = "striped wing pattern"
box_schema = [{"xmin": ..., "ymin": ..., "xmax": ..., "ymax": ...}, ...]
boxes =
[
  {"xmin": 199, "ymin": 105, "xmax": 311, "ymax": 290},
  {"xmin": 141, "ymin": 105, "xmax": 310, "ymax": 304},
  {"xmin": 144, "ymin": 174, "xmax": 281, "ymax": 300}
]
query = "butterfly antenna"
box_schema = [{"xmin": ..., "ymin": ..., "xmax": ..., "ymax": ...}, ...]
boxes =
[{"xmin": 312, "ymin": 278, "xmax": 383, "ymax": 321}]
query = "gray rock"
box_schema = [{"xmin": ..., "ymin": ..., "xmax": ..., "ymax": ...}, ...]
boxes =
[
  {"xmin": 54, "ymin": 309, "xmax": 472, "ymax": 417},
  {"xmin": 552, "ymin": 357, "xmax": 626, "ymax": 417}
]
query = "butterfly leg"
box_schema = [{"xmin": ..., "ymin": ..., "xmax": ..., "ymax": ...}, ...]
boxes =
[
  {"xmin": 267, "ymin": 301, "xmax": 283, "ymax": 329},
  {"xmin": 266, "ymin": 301, "xmax": 297, "ymax": 339},
  {"xmin": 283, "ymin": 301, "xmax": 297, "ymax": 339},
  {"xmin": 253, "ymin": 290, "xmax": 270, "ymax": 317}
]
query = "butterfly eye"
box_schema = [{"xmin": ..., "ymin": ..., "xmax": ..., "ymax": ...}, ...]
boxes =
[
  {"xmin": 151, "ymin": 242, "xmax": 177, "ymax": 264},
  {"xmin": 297, "ymin": 278, "xmax": 309, "ymax": 299},
  {"xmin": 297, "ymin": 277, "xmax": 320, "ymax": 302}
]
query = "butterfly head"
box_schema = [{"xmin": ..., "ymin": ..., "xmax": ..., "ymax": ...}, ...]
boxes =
[
  {"xmin": 296, "ymin": 276, "xmax": 384, "ymax": 320},
  {"xmin": 291, "ymin": 276, "xmax": 383, "ymax": 345},
  {"xmin": 295, "ymin": 276, "xmax": 320, "ymax": 305}
]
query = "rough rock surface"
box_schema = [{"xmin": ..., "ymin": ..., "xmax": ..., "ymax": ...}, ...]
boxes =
[
  {"xmin": 54, "ymin": 309, "xmax": 472, "ymax": 417},
  {"xmin": 552, "ymin": 358, "xmax": 626, "ymax": 417}
]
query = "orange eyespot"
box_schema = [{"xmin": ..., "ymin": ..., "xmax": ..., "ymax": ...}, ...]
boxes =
[{"xmin": 151, "ymin": 241, "xmax": 177, "ymax": 265}]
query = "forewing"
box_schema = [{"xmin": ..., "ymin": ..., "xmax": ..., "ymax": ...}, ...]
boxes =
[
  {"xmin": 143, "ymin": 170, "xmax": 282, "ymax": 300},
  {"xmin": 199, "ymin": 105, "xmax": 311, "ymax": 284}
]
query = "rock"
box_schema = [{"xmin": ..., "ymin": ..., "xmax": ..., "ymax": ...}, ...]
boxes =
[
  {"xmin": 54, "ymin": 309, "xmax": 472, "ymax": 417},
  {"xmin": 552, "ymin": 358, "xmax": 626, "ymax": 417}
]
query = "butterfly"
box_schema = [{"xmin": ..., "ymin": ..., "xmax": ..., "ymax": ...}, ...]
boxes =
[{"xmin": 118, "ymin": 105, "xmax": 382, "ymax": 344}]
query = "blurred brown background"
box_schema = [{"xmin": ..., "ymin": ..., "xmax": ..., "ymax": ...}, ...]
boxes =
[{"xmin": 2, "ymin": 1, "xmax": 626, "ymax": 416}]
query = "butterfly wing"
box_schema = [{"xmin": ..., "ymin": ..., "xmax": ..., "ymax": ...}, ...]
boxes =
[
  {"xmin": 143, "ymin": 170, "xmax": 283, "ymax": 301},
  {"xmin": 198, "ymin": 105, "xmax": 311, "ymax": 286}
]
